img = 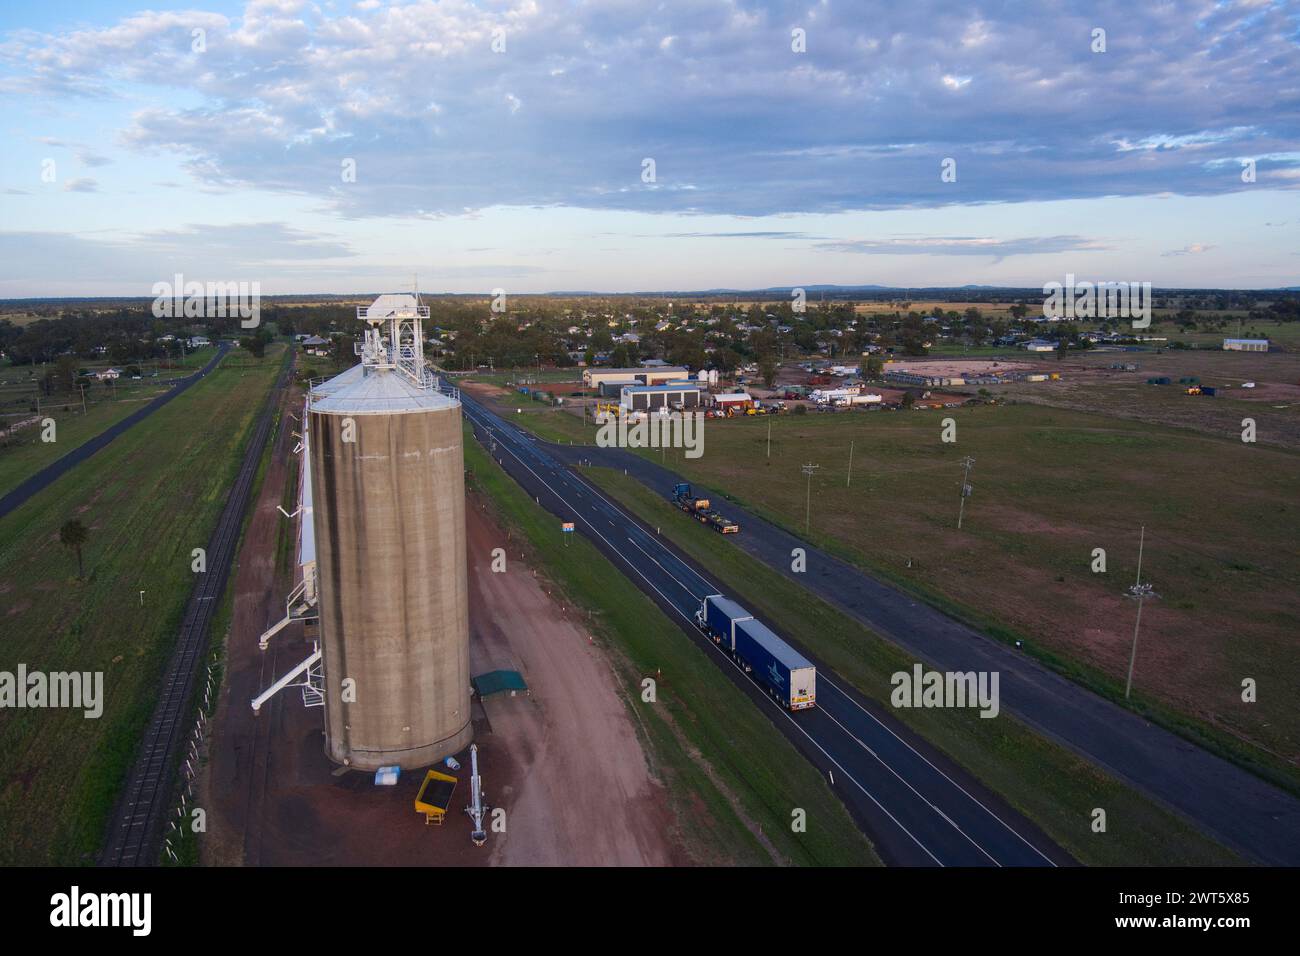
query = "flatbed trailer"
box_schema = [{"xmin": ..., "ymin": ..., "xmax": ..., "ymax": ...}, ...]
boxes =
[{"xmin": 673, "ymin": 483, "xmax": 739, "ymax": 534}]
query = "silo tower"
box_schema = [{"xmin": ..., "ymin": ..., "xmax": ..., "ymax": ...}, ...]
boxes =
[{"xmin": 302, "ymin": 293, "xmax": 472, "ymax": 769}]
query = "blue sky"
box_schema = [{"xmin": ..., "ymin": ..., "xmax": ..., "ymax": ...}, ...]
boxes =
[{"xmin": 1, "ymin": 0, "xmax": 1298, "ymax": 295}]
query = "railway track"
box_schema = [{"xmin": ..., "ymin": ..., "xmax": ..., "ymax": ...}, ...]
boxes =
[{"xmin": 100, "ymin": 350, "xmax": 294, "ymax": 867}]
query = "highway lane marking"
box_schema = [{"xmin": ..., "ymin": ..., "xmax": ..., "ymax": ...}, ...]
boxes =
[
  {"xmin": 560, "ymin": 452, "xmax": 1053, "ymax": 867},
  {"xmin": 814, "ymin": 696, "xmax": 999, "ymax": 866},
  {"xmin": 815, "ymin": 677, "xmax": 1058, "ymax": 867},
  {"xmin": 460, "ymin": 398, "xmax": 945, "ymax": 866}
]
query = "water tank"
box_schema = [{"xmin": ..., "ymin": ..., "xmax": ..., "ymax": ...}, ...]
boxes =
[{"xmin": 307, "ymin": 365, "xmax": 472, "ymax": 770}]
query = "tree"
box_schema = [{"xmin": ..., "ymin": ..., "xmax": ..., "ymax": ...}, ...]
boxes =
[
  {"xmin": 59, "ymin": 519, "xmax": 88, "ymax": 579},
  {"xmin": 759, "ymin": 355, "xmax": 778, "ymax": 388}
]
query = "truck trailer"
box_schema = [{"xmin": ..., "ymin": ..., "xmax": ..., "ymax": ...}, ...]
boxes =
[
  {"xmin": 695, "ymin": 596, "xmax": 816, "ymax": 710},
  {"xmin": 672, "ymin": 482, "xmax": 710, "ymax": 514},
  {"xmin": 673, "ymin": 483, "xmax": 740, "ymax": 534},
  {"xmin": 734, "ymin": 618, "xmax": 817, "ymax": 710},
  {"xmin": 697, "ymin": 594, "xmax": 752, "ymax": 649}
]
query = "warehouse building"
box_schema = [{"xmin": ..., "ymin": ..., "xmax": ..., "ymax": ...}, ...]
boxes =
[
  {"xmin": 597, "ymin": 377, "xmax": 641, "ymax": 397},
  {"xmin": 709, "ymin": 391, "xmax": 753, "ymax": 410},
  {"xmin": 1223, "ymin": 338, "xmax": 1270, "ymax": 352},
  {"xmin": 619, "ymin": 382, "xmax": 702, "ymax": 411},
  {"xmin": 584, "ymin": 366, "xmax": 689, "ymax": 389}
]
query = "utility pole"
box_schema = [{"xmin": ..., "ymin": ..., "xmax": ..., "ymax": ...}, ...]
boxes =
[
  {"xmin": 1124, "ymin": 525, "xmax": 1160, "ymax": 700},
  {"xmin": 801, "ymin": 463, "xmax": 820, "ymax": 533},
  {"xmin": 846, "ymin": 440, "xmax": 855, "ymax": 487},
  {"xmin": 766, "ymin": 416, "xmax": 772, "ymax": 460},
  {"xmin": 956, "ymin": 456, "xmax": 976, "ymax": 529}
]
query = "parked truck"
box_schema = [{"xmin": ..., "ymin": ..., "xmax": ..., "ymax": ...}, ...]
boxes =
[
  {"xmin": 673, "ymin": 483, "xmax": 740, "ymax": 534},
  {"xmin": 672, "ymin": 482, "xmax": 710, "ymax": 514},
  {"xmin": 695, "ymin": 596, "xmax": 816, "ymax": 710}
]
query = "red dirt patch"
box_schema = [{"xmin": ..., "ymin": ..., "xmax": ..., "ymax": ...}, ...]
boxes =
[{"xmin": 202, "ymin": 407, "xmax": 682, "ymax": 866}]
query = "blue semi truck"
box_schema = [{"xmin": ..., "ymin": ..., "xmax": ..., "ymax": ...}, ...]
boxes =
[{"xmin": 696, "ymin": 594, "xmax": 816, "ymax": 711}]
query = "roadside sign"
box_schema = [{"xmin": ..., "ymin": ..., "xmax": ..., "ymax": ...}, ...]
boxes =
[{"xmin": 561, "ymin": 522, "xmax": 575, "ymax": 532}]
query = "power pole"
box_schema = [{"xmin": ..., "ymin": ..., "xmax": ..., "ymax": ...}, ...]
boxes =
[
  {"xmin": 766, "ymin": 416, "xmax": 772, "ymax": 460},
  {"xmin": 846, "ymin": 440, "xmax": 855, "ymax": 487},
  {"xmin": 1124, "ymin": 525, "xmax": 1160, "ymax": 700},
  {"xmin": 956, "ymin": 456, "xmax": 976, "ymax": 529},
  {"xmin": 801, "ymin": 463, "xmax": 820, "ymax": 533}
]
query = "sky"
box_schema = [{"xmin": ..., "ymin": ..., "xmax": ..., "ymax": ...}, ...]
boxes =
[{"xmin": 0, "ymin": 0, "xmax": 1298, "ymax": 296}]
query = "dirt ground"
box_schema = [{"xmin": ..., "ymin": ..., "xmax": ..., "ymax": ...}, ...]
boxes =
[
  {"xmin": 884, "ymin": 358, "xmax": 1034, "ymax": 376},
  {"xmin": 997, "ymin": 349, "xmax": 1300, "ymax": 448},
  {"xmin": 201, "ymin": 412, "xmax": 680, "ymax": 866},
  {"xmin": 464, "ymin": 496, "xmax": 680, "ymax": 866}
]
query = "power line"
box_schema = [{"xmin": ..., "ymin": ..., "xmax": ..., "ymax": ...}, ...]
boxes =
[
  {"xmin": 956, "ymin": 456, "xmax": 975, "ymax": 530},
  {"xmin": 801, "ymin": 462, "xmax": 820, "ymax": 533},
  {"xmin": 1124, "ymin": 525, "xmax": 1160, "ymax": 700}
]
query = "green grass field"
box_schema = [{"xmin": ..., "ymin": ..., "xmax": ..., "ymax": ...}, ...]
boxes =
[
  {"xmin": 632, "ymin": 405, "xmax": 1300, "ymax": 790},
  {"xmin": 0, "ymin": 345, "xmax": 285, "ymax": 864},
  {"xmin": 462, "ymin": 425, "xmax": 879, "ymax": 866},
  {"xmin": 495, "ymin": 388, "xmax": 1300, "ymax": 795},
  {"xmin": 0, "ymin": 395, "xmax": 154, "ymax": 494},
  {"xmin": 589, "ymin": 469, "xmax": 1240, "ymax": 865},
  {"xmin": 0, "ymin": 348, "xmax": 227, "ymax": 493}
]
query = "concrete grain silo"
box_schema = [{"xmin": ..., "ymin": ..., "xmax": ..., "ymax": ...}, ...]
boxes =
[{"xmin": 305, "ymin": 294, "xmax": 472, "ymax": 770}]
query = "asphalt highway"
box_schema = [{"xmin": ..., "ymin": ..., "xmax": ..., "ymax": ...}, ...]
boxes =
[
  {"xmin": 546, "ymin": 438, "xmax": 1300, "ymax": 867},
  {"xmin": 458, "ymin": 390, "xmax": 1067, "ymax": 867},
  {"xmin": 0, "ymin": 342, "xmax": 232, "ymax": 519}
]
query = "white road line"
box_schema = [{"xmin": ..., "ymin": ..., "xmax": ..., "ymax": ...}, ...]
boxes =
[
  {"xmin": 562, "ymin": 450, "xmax": 1051, "ymax": 866},
  {"xmin": 816, "ymin": 695, "xmax": 998, "ymax": 866},
  {"xmin": 816, "ymin": 677, "xmax": 1058, "ymax": 866},
  {"xmin": 462, "ymin": 401, "xmax": 945, "ymax": 866}
]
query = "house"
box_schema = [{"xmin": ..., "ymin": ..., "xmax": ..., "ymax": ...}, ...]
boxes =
[
  {"xmin": 1023, "ymin": 339, "xmax": 1056, "ymax": 352},
  {"xmin": 301, "ymin": 335, "xmax": 331, "ymax": 356},
  {"xmin": 96, "ymin": 368, "xmax": 121, "ymax": 381},
  {"xmin": 187, "ymin": 336, "xmax": 211, "ymax": 349}
]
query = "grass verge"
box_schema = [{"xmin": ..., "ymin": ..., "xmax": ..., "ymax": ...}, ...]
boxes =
[
  {"xmin": 462, "ymin": 423, "xmax": 879, "ymax": 866},
  {"xmin": 588, "ymin": 469, "xmax": 1243, "ymax": 866},
  {"xmin": 0, "ymin": 346, "xmax": 285, "ymax": 864}
]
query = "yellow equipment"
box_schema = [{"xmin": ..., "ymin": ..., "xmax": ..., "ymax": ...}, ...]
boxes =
[{"xmin": 414, "ymin": 769, "xmax": 458, "ymax": 826}]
